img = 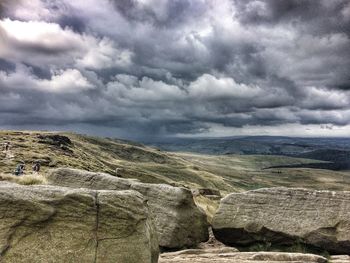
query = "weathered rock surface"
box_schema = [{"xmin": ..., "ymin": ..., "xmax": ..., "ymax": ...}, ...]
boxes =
[
  {"xmin": 212, "ymin": 187, "xmax": 350, "ymax": 254},
  {"xmin": 0, "ymin": 182, "xmax": 158, "ymax": 263},
  {"xmin": 330, "ymin": 255, "xmax": 350, "ymax": 263},
  {"xmin": 46, "ymin": 168, "xmax": 209, "ymax": 249},
  {"xmin": 159, "ymin": 250, "xmax": 327, "ymax": 263}
]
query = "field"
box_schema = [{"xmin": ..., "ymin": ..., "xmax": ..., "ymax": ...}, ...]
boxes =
[{"xmin": 1, "ymin": 131, "xmax": 350, "ymax": 194}]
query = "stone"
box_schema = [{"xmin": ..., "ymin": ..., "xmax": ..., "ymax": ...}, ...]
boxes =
[
  {"xmin": 0, "ymin": 182, "xmax": 158, "ymax": 263},
  {"xmin": 159, "ymin": 250, "xmax": 327, "ymax": 263},
  {"xmin": 37, "ymin": 134, "xmax": 72, "ymax": 146},
  {"xmin": 46, "ymin": 168, "xmax": 209, "ymax": 249},
  {"xmin": 330, "ymin": 255, "xmax": 350, "ymax": 263},
  {"xmin": 212, "ymin": 187, "xmax": 350, "ymax": 254}
]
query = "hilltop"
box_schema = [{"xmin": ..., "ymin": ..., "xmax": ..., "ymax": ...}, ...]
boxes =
[{"xmin": 1, "ymin": 131, "xmax": 350, "ymax": 194}]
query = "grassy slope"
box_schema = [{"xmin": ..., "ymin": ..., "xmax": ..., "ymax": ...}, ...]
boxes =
[{"xmin": 1, "ymin": 131, "xmax": 350, "ymax": 194}]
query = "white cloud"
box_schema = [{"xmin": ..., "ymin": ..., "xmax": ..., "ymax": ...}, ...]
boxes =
[
  {"xmin": 0, "ymin": 66, "xmax": 94, "ymax": 93},
  {"xmin": 0, "ymin": 18, "xmax": 134, "ymax": 71},
  {"xmin": 0, "ymin": 18, "xmax": 85, "ymax": 67},
  {"xmin": 106, "ymin": 75, "xmax": 184, "ymax": 102},
  {"xmin": 2, "ymin": 0, "xmax": 52, "ymax": 21},
  {"xmin": 0, "ymin": 18, "xmax": 83, "ymax": 51},
  {"xmin": 77, "ymin": 38, "xmax": 133, "ymax": 69},
  {"xmin": 38, "ymin": 69, "xmax": 94, "ymax": 93},
  {"xmin": 187, "ymin": 74, "xmax": 262, "ymax": 99}
]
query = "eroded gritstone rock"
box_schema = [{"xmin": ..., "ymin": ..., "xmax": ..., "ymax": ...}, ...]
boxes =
[
  {"xmin": 212, "ymin": 187, "xmax": 350, "ymax": 254},
  {"xmin": 0, "ymin": 182, "xmax": 159, "ymax": 263},
  {"xmin": 46, "ymin": 168, "xmax": 209, "ymax": 250}
]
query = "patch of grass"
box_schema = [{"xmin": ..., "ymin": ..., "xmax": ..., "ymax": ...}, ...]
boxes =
[
  {"xmin": 0, "ymin": 173, "xmax": 47, "ymax": 185},
  {"xmin": 193, "ymin": 195, "xmax": 220, "ymax": 224}
]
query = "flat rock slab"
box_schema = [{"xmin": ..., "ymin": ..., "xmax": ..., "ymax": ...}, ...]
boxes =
[
  {"xmin": 212, "ymin": 187, "xmax": 350, "ymax": 254},
  {"xmin": 46, "ymin": 168, "xmax": 209, "ymax": 249},
  {"xmin": 159, "ymin": 250, "xmax": 327, "ymax": 263},
  {"xmin": 330, "ymin": 255, "xmax": 350, "ymax": 263},
  {"xmin": 0, "ymin": 182, "xmax": 158, "ymax": 263}
]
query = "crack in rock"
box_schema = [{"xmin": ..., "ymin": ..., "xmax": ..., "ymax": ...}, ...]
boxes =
[{"xmin": 94, "ymin": 191, "xmax": 100, "ymax": 263}]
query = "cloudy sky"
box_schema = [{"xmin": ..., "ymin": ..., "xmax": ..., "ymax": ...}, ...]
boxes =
[{"xmin": 0, "ymin": 0, "xmax": 350, "ymax": 139}]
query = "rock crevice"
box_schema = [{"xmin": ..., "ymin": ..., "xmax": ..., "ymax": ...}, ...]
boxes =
[{"xmin": 93, "ymin": 191, "xmax": 100, "ymax": 263}]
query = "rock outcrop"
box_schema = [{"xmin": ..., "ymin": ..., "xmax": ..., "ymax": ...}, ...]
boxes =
[
  {"xmin": 159, "ymin": 250, "xmax": 327, "ymax": 263},
  {"xmin": 212, "ymin": 187, "xmax": 350, "ymax": 254},
  {"xmin": 37, "ymin": 134, "xmax": 72, "ymax": 146},
  {"xmin": 46, "ymin": 168, "xmax": 209, "ymax": 249},
  {"xmin": 0, "ymin": 182, "xmax": 158, "ymax": 263}
]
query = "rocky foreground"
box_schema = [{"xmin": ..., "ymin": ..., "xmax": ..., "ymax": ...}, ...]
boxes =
[
  {"xmin": 46, "ymin": 168, "xmax": 209, "ymax": 249},
  {"xmin": 1, "ymin": 168, "xmax": 350, "ymax": 262},
  {"xmin": 0, "ymin": 182, "xmax": 158, "ymax": 263}
]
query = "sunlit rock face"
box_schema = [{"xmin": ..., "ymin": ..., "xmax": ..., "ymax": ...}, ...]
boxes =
[
  {"xmin": 212, "ymin": 187, "xmax": 350, "ymax": 254},
  {"xmin": 0, "ymin": 182, "xmax": 159, "ymax": 263},
  {"xmin": 46, "ymin": 168, "xmax": 209, "ymax": 249}
]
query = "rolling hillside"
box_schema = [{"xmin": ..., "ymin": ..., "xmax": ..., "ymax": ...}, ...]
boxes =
[
  {"xmin": 1, "ymin": 131, "xmax": 350, "ymax": 193},
  {"xmin": 146, "ymin": 136, "xmax": 350, "ymax": 155},
  {"xmin": 147, "ymin": 136, "xmax": 350, "ymax": 171}
]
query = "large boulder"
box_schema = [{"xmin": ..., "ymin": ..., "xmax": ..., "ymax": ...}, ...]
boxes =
[
  {"xmin": 46, "ymin": 168, "xmax": 209, "ymax": 249},
  {"xmin": 212, "ymin": 187, "xmax": 350, "ymax": 254},
  {"xmin": 0, "ymin": 182, "xmax": 158, "ymax": 263},
  {"xmin": 159, "ymin": 250, "xmax": 327, "ymax": 263}
]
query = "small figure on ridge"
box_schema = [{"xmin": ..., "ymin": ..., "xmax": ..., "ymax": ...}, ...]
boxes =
[
  {"xmin": 3, "ymin": 142, "xmax": 10, "ymax": 152},
  {"xmin": 14, "ymin": 163, "xmax": 25, "ymax": 176},
  {"xmin": 32, "ymin": 161, "xmax": 41, "ymax": 174}
]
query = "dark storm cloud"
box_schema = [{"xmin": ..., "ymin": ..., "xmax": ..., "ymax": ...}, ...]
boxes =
[
  {"xmin": 111, "ymin": 0, "xmax": 206, "ymax": 27},
  {"xmin": 0, "ymin": 58, "xmax": 15, "ymax": 72},
  {"xmin": 57, "ymin": 15, "xmax": 86, "ymax": 34},
  {"xmin": 0, "ymin": 0, "xmax": 350, "ymax": 138},
  {"xmin": 0, "ymin": 0, "xmax": 17, "ymax": 17},
  {"xmin": 233, "ymin": 0, "xmax": 318, "ymax": 24},
  {"xmin": 233, "ymin": 0, "xmax": 350, "ymax": 35}
]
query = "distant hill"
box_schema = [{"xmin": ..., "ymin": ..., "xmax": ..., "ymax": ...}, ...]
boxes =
[
  {"xmin": 1, "ymin": 131, "xmax": 350, "ymax": 193},
  {"xmin": 145, "ymin": 136, "xmax": 350, "ymax": 171}
]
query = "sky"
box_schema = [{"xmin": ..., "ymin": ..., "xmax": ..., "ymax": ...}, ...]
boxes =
[{"xmin": 0, "ymin": 0, "xmax": 350, "ymax": 139}]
